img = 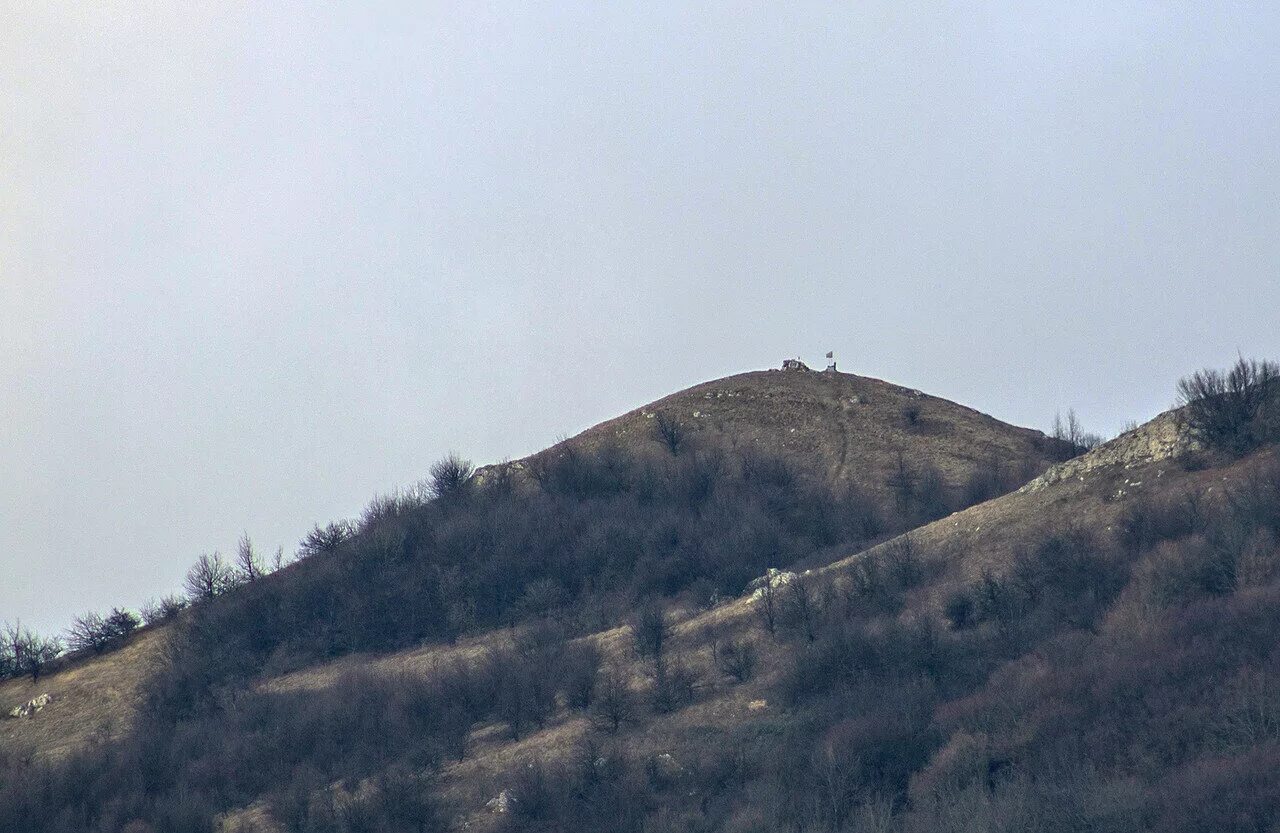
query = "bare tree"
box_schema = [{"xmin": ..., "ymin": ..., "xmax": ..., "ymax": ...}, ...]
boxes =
[
  {"xmin": 561, "ymin": 640, "xmax": 601, "ymax": 710},
  {"xmin": 140, "ymin": 595, "xmax": 187, "ymax": 626},
  {"xmin": 1051, "ymin": 409, "xmax": 1104, "ymax": 459},
  {"xmin": 632, "ymin": 603, "xmax": 669, "ymax": 668},
  {"xmin": 591, "ymin": 664, "xmax": 635, "ymax": 734},
  {"xmin": 3, "ymin": 623, "xmax": 62, "ymax": 682},
  {"xmin": 67, "ymin": 612, "xmax": 112, "ymax": 655},
  {"xmin": 184, "ymin": 552, "xmax": 237, "ymax": 601},
  {"xmin": 649, "ymin": 656, "xmax": 696, "ymax": 714},
  {"xmin": 715, "ymin": 637, "xmax": 758, "ymax": 683},
  {"xmin": 234, "ymin": 532, "xmax": 264, "ymax": 583},
  {"xmin": 653, "ymin": 411, "xmax": 687, "ymax": 456},
  {"xmin": 1178, "ymin": 357, "xmax": 1280, "ymax": 455},
  {"xmin": 783, "ymin": 578, "xmax": 825, "ymax": 643},
  {"xmin": 756, "ymin": 574, "xmax": 780, "ymax": 636},
  {"xmin": 298, "ymin": 521, "xmax": 355, "ymax": 559},
  {"xmin": 886, "ymin": 449, "xmax": 917, "ymax": 515}
]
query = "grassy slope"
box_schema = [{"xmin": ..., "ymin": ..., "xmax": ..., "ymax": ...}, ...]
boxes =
[
  {"xmin": 487, "ymin": 368, "xmax": 1061, "ymax": 503},
  {"xmin": 228, "ymin": 408, "xmax": 1224, "ymax": 829},
  {"xmin": 0, "ymin": 628, "xmax": 165, "ymax": 761}
]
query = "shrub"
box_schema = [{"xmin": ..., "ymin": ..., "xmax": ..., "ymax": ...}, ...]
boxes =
[
  {"xmin": 67, "ymin": 608, "xmax": 138, "ymax": 655},
  {"xmin": 297, "ymin": 520, "xmax": 356, "ymax": 559},
  {"xmin": 1177, "ymin": 357, "xmax": 1280, "ymax": 455},
  {"xmin": 944, "ymin": 589, "xmax": 975, "ymax": 631},
  {"xmin": 140, "ymin": 595, "xmax": 187, "ymax": 626},
  {"xmin": 716, "ymin": 638, "xmax": 758, "ymax": 683},
  {"xmin": 429, "ymin": 453, "xmax": 474, "ymax": 500},
  {"xmin": 183, "ymin": 552, "xmax": 238, "ymax": 601}
]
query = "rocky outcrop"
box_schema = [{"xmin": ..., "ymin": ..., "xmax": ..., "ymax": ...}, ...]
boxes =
[
  {"xmin": 1018, "ymin": 411, "xmax": 1198, "ymax": 494},
  {"xmin": 5, "ymin": 693, "xmax": 51, "ymax": 719},
  {"xmin": 486, "ymin": 789, "xmax": 515, "ymax": 814},
  {"xmin": 747, "ymin": 568, "xmax": 797, "ymax": 600}
]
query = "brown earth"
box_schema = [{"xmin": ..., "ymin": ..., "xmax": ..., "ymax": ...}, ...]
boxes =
[{"xmin": 480, "ymin": 367, "xmax": 1064, "ymax": 505}]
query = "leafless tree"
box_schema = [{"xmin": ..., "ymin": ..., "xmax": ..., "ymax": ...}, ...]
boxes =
[
  {"xmin": 1051, "ymin": 409, "xmax": 1104, "ymax": 459},
  {"xmin": 632, "ymin": 603, "xmax": 669, "ymax": 668},
  {"xmin": 653, "ymin": 411, "xmax": 687, "ymax": 456},
  {"xmin": 184, "ymin": 551, "xmax": 237, "ymax": 601},
  {"xmin": 1178, "ymin": 356, "xmax": 1280, "ymax": 454},
  {"xmin": 2, "ymin": 622, "xmax": 62, "ymax": 682},
  {"xmin": 886, "ymin": 449, "xmax": 917, "ymax": 514},
  {"xmin": 67, "ymin": 611, "xmax": 112, "ymax": 654},
  {"xmin": 298, "ymin": 521, "xmax": 355, "ymax": 559},
  {"xmin": 234, "ymin": 532, "xmax": 264, "ymax": 583},
  {"xmin": 756, "ymin": 574, "xmax": 780, "ymax": 636},
  {"xmin": 140, "ymin": 595, "xmax": 188, "ymax": 626},
  {"xmin": 783, "ymin": 577, "xmax": 825, "ymax": 643},
  {"xmin": 561, "ymin": 640, "xmax": 601, "ymax": 710},
  {"xmin": 70, "ymin": 608, "xmax": 139, "ymax": 654},
  {"xmin": 715, "ymin": 637, "xmax": 758, "ymax": 683},
  {"xmin": 591, "ymin": 664, "xmax": 635, "ymax": 734},
  {"xmin": 649, "ymin": 656, "xmax": 696, "ymax": 714}
]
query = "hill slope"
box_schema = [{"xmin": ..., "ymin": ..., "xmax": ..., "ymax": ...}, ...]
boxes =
[
  {"xmin": 491, "ymin": 367, "xmax": 1064, "ymax": 505},
  {"xmin": 3, "ymin": 366, "xmax": 1059, "ymax": 767},
  {"xmin": 11, "ymin": 367, "xmax": 1267, "ymax": 833}
]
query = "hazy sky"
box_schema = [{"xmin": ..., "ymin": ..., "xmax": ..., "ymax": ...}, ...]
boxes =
[{"xmin": 3, "ymin": 2, "xmax": 1279, "ymax": 633}]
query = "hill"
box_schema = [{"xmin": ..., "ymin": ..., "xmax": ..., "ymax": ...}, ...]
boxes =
[
  {"xmin": 3, "ymin": 365, "xmax": 1060, "ymax": 766},
  {"xmin": 5, "ymin": 361, "xmax": 1279, "ymax": 833}
]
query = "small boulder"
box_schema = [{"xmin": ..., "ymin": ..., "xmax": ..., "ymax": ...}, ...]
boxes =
[
  {"xmin": 5, "ymin": 693, "xmax": 51, "ymax": 719},
  {"xmin": 486, "ymin": 789, "xmax": 515, "ymax": 814}
]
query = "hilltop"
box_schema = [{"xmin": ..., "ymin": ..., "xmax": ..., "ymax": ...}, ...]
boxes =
[{"xmin": 487, "ymin": 365, "xmax": 1065, "ymax": 506}]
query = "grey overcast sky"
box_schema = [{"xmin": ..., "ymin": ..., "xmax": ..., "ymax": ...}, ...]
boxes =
[{"xmin": 3, "ymin": 3, "xmax": 1279, "ymax": 633}]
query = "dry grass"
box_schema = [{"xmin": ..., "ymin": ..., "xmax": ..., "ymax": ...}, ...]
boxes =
[
  {"xmin": 485, "ymin": 368, "xmax": 1061, "ymax": 503},
  {"xmin": 0, "ymin": 627, "xmax": 167, "ymax": 761}
]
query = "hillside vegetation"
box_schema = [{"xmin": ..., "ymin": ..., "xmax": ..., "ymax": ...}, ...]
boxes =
[{"xmin": 3, "ymin": 362, "xmax": 1278, "ymax": 833}]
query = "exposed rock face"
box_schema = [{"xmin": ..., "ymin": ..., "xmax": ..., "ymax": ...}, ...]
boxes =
[
  {"xmin": 747, "ymin": 568, "xmax": 797, "ymax": 600},
  {"xmin": 1018, "ymin": 411, "xmax": 1198, "ymax": 494},
  {"xmin": 5, "ymin": 693, "xmax": 51, "ymax": 719},
  {"xmin": 486, "ymin": 789, "xmax": 515, "ymax": 814}
]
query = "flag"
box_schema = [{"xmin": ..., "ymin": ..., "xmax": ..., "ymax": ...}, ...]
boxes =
[{"xmin": 826, "ymin": 351, "xmax": 833, "ymax": 359}]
